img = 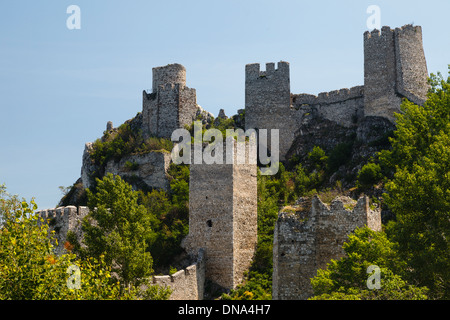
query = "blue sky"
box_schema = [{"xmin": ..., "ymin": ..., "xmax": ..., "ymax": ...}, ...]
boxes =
[{"xmin": 1, "ymin": 0, "xmax": 449, "ymax": 209}]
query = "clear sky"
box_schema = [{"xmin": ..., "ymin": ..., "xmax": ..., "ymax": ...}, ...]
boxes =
[{"xmin": 1, "ymin": 0, "xmax": 449, "ymax": 209}]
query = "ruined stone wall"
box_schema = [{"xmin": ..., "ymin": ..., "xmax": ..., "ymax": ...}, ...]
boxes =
[
  {"xmin": 272, "ymin": 195, "xmax": 381, "ymax": 300},
  {"xmin": 232, "ymin": 162, "xmax": 258, "ymax": 287},
  {"xmin": 394, "ymin": 25, "xmax": 429, "ymax": 105},
  {"xmin": 150, "ymin": 249, "xmax": 205, "ymax": 300},
  {"xmin": 155, "ymin": 84, "xmax": 181, "ymax": 138},
  {"xmin": 178, "ymin": 86, "xmax": 198, "ymax": 130},
  {"xmin": 36, "ymin": 206, "xmax": 90, "ymax": 255},
  {"xmin": 292, "ymin": 86, "xmax": 365, "ymax": 128},
  {"xmin": 187, "ymin": 163, "xmax": 235, "ymax": 289}
]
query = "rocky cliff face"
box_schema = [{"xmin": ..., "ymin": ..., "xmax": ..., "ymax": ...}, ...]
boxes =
[{"xmin": 286, "ymin": 110, "xmax": 394, "ymax": 189}]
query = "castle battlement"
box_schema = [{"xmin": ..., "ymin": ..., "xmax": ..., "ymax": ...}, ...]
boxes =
[
  {"xmin": 245, "ymin": 61, "xmax": 290, "ymax": 80},
  {"xmin": 363, "ymin": 25, "xmax": 395, "ymax": 40},
  {"xmin": 36, "ymin": 205, "xmax": 90, "ymax": 255},
  {"xmin": 37, "ymin": 205, "xmax": 89, "ymax": 221},
  {"xmin": 293, "ymin": 85, "xmax": 364, "ymax": 107}
]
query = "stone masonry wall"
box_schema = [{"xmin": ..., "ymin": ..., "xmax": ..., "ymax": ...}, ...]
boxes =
[
  {"xmin": 150, "ymin": 249, "xmax": 205, "ymax": 300},
  {"xmin": 272, "ymin": 195, "xmax": 381, "ymax": 300},
  {"xmin": 292, "ymin": 86, "xmax": 365, "ymax": 128},
  {"xmin": 394, "ymin": 25, "xmax": 429, "ymax": 105},
  {"xmin": 152, "ymin": 63, "xmax": 186, "ymax": 92},
  {"xmin": 36, "ymin": 206, "xmax": 90, "ymax": 255}
]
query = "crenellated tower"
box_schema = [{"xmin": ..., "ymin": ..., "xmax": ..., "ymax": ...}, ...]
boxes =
[
  {"xmin": 245, "ymin": 61, "xmax": 297, "ymax": 160},
  {"xmin": 363, "ymin": 25, "xmax": 429, "ymax": 121}
]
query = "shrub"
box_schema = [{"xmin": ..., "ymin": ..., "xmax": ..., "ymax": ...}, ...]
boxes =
[
  {"xmin": 357, "ymin": 163, "xmax": 382, "ymax": 188},
  {"xmin": 327, "ymin": 141, "xmax": 353, "ymax": 172}
]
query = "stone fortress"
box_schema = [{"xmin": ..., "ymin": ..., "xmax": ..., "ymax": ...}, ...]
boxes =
[{"xmin": 37, "ymin": 24, "xmax": 429, "ymax": 300}]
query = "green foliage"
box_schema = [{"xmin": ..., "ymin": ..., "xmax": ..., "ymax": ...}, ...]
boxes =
[
  {"xmin": 124, "ymin": 160, "xmax": 139, "ymax": 171},
  {"xmin": 0, "ymin": 186, "xmax": 136, "ymax": 300},
  {"xmin": 327, "ymin": 141, "xmax": 353, "ymax": 173},
  {"xmin": 310, "ymin": 227, "xmax": 428, "ymax": 300},
  {"xmin": 379, "ymin": 67, "xmax": 450, "ymax": 299},
  {"xmin": 223, "ymin": 169, "xmax": 282, "ymax": 300},
  {"xmin": 82, "ymin": 174, "xmax": 156, "ymax": 289},
  {"xmin": 211, "ymin": 117, "xmax": 236, "ymax": 137},
  {"xmin": 138, "ymin": 164, "xmax": 190, "ymax": 268},
  {"xmin": 307, "ymin": 146, "xmax": 328, "ymax": 170},
  {"xmin": 356, "ymin": 162, "xmax": 382, "ymax": 188},
  {"xmin": 221, "ymin": 272, "xmax": 272, "ymax": 300},
  {"xmin": 90, "ymin": 123, "xmax": 173, "ymax": 169}
]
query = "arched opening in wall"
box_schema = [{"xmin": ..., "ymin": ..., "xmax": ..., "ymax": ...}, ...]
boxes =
[{"xmin": 206, "ymin": 220, "xmax": 212, "ymax": 228}]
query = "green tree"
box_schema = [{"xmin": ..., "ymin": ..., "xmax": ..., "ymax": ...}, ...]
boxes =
[
  {"xmin": 222, "ymin": 169, "xmax": 280, "ymax": 300},
  {"xmin": 379, "ymin": 67, "xmax": 450, "ymax": 299},
  {"xmin": 0, "ymin": 186, "xmax": 133, "ymax": 300},
  {"xmin": 82, "ymin": 173, "xmax": 156, "ymax": 291},
  {"xmin": 310, "ymin": 227, "xmax": 428, "ymax": 300},
  {"xmin": 356, "ymin": 162, "xmax": 382, "ymax": 189},
  {"xmin": 307, "ymin": 146, "xmax": 328, "ymax": 170}
]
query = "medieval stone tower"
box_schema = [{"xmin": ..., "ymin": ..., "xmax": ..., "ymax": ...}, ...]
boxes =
[
  {"xmin": 184, "ymin": 141, "xmax": 258, "ymax": 291},
  {"xmin": 142, "ymin": 63, "xmax": 198, "ymax": 139},
  {"xmin": 245, "ymin": 61, "xmax": 297, "ymax": 160},
  {"xmin": 363, "ymin": 25, "xmax": 429, "ymax": 121}
]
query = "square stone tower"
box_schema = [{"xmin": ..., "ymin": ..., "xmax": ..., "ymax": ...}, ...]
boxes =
[
  {"xmin": 184, "ymin": 142, "xmax": 258, "ymax": 290},
  {"xmin": 142, "ymin": 63, "xmax": 198, "ymax": 139},
  {"xmin": 245, "ymin": 61, "xmax": 297, "ymax": 160}
]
